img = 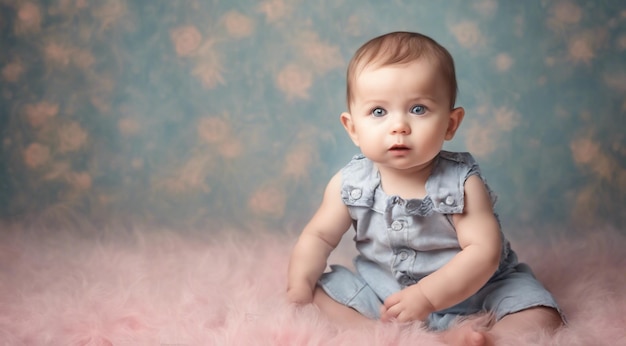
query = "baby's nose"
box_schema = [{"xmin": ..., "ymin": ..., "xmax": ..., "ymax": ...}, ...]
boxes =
[{"xmin": 390, "ymin": 115, "xmax": 411, "ymax": 134}]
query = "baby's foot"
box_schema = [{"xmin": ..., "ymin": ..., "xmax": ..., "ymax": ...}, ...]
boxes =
[
  {"xmin": 441, "ymin": 325, "xmax": 493, "ymax": 346},
  {"xmin": 440, "ymin": 319, "xmax": 495, "ymax": 346}
]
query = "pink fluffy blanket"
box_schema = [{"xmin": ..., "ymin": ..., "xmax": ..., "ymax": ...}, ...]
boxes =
[{"xmin": 1, "ymin": 226, "xmax": 624, "ymax": 345}]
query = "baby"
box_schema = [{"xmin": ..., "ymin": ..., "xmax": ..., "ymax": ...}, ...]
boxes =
[{"xmin": 287, "ymin": 31, "xmax": 564, "ymax": 345}]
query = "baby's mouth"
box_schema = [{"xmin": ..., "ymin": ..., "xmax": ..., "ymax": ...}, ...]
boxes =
[{"xmin": 389, "ymin": 144, "xmax": 410, "ymax": 151}]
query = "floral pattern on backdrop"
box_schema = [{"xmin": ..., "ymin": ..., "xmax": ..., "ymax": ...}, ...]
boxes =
[{"xmin": 1, "ymin": 0, "xmax": 624, "ymax": 235}]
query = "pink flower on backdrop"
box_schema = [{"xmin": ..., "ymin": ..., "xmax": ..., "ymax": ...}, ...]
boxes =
[
  {"xmin": 296, "ymin": 31, "xmax": 343, "ymax": 74},
  {"xmin": 192, "ymin": 61, "xmax": 225, "ymax": 89},
  {"xmin": 23, "ymin": 142, "xmax": 51, "ymax": 169},
  {"xmin": 276, "ymin": 64, "xmax": 313, "ymax": 100},
  {"xmin": 343, "ymin": 15, "xmax": 361, "ymax": 36},
  {"xmin": 450, "ymin": 20, "xmax": 486, "ymax": 50},
  {"xmin": 2, "ymin": 61, "xmax": 25, "ymax": 82},
  {"xmin": 15, "ymin": 2, "xmax": 42, "ymax": 34},
  {"xmin": 58, "ymin": 122, "xmax": 88, "ymax": 153},
  {"xmin": 131, "ymin": 158, "xmax": 144, "ymax": 170},
  {"xmin": 23, "ymin": 101, "xmax": 59, "ymax": 128},
  {"xmin": 472, "ymin": 0, "xmax": 498, "ymax": 17},
  {"xmin": 257, "ymin": 0, "xmax": 291, "ymax": 23},
  {"xmin": 493, "ymin": 107, "xmax": 519, "ymax": 132},
  {"xmin": 494, "ymin": 53, "xmax": 514, "ymax": 73},
  {"xmin": 90, "ymin": 94, "xmax": 112, "ymax": 114},
  {"xmin": 464, "ymin": 122, "xmax": 498, "ymax": 158},
  {"xmin": 198, "ymin": 116, "xmax": 231, "ymax": 144},
  {"xmin": 155, "ymin": 154, "xmax": 213, "ymax": 194},
  {"xmin": 551, "ymin": 2, "xmax": 583, "ymax": 25},
  {"xmin": 118, "ymin": 117, "xmax": 140, "ymax": 136},
  {"xmin": 90, "ymin": 76, "xmax": 116, "ymax": 114},
  {"xmin": 572, "ymin": 185, "xmax": 598, "ymax": 222},
  {"xmin": 76, "ymin": 0, "xmax": 88, "ymax": 9},
  {"xmin": 46, "ymin": 0, "xmax": 86, "ymax": 17},
  {"xmin": 591, "ymin": 155, "xmax": 614, "ymax": 182},
  {"xmin": 68, "ymin": 171, "xmax": 93, "ymax": 190},
  {"xmin": 248, "ymin": 185, "xmax": 287, "ymax": 218},
  {"xmin": 218, "ymin": 139, "xmax": 243, "ymax": 159},
  {"xmin": 72, "ymin": 49, "xmax": 95, "ymax": 70},
  {"xmin": 566, "ymin": 29, "xmax": 607, "ymax": 65},
  {"xmin": 282, "ymin": 144, "xmax": 317, "ymax": 181},
  {"xmin": 570, "ymin": 138, "xmax": 600, "ymax": 166},
  {"xmin": 44, "ymin": 42, "xmax": 72, "ymax": 66},
  {"xmin": 568, "ymin": 37, "xmax": 595, "ymax": 64},
  {"xmin": 171, "ymin": 25, "xmax": 203, "ymax": 57},
  {"xmin": 222, "ymin": 11, "xmax": 254, "ymax": 38},
  {"xmin": 92, "ymin": 0, "xmax": 127, "ymax": 32},
  {"xmin": 570, "ymin": 137, "xmax": 615, "ymax": 181},
  {"xmin": 43, "ymin": 162, "xmax": 71, "ymax": 181}
]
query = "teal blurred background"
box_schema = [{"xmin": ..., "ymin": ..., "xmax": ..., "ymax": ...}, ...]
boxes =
[{"xmin": 1, "ymin": 0, "xmax": 624, "ymax": 235}]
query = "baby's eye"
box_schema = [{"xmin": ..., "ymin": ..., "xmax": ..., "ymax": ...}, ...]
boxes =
[
  {"xmin": 410, "ymin": 105, "xmax": 427, "ymax": 115},
  {"xmin": 371, "ymin": 107, "xmax": 387, "ymax": 117}
]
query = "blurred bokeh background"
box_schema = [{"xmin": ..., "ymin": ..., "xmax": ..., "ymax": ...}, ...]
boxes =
[{"xmin": 1, "ymin": 0, "xmax": 624, "ymax": 236}]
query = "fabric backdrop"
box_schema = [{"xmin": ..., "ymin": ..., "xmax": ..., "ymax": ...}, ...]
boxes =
[{"xmin": 1, "ymin": 0, "xmax": 624, "ymax": 236}]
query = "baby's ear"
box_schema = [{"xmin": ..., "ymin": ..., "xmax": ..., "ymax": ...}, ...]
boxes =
[
  {"xmin": 445, "ymin": 107, "xmax": 465, "ymax": 140},
  {"xmin": 340, "ymin": 112, "xmax": 360, "ymax": 147}
]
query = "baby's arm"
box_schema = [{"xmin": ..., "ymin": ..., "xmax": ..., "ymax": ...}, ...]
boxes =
[
  {"xmin": 287, "ymin": 172, "xmax": 353, "ymax": 304},
  {"xmin": 382, "ymin": 175, "xmax": 502, "ymax": 322}
]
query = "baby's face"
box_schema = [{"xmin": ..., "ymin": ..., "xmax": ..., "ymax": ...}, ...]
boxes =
[{"xmin": 343, "ymin": 59, "xmax": 458, "ymax": 172}]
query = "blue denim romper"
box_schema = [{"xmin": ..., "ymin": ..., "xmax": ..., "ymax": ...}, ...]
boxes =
[{"xmin": 319, "ymin": 151, "xmax": 562, "ymax": 330}]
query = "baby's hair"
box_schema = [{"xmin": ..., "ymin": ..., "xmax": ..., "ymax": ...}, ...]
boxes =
[{"xmin": 346, "ymin": 31, "xmax": 458, "ymax": 109}]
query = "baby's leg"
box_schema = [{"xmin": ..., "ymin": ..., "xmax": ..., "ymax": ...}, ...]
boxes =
[
  {"xmin": 312, "ymin": 286, "xmax": 375, "ymax": 328},
  {"xmin": 490, "ymin": 306, "xmax": 563, "ymax": 338},
  {"xmin": 442, "ymin": 307, "xmax": 563, "ymax": 346}
]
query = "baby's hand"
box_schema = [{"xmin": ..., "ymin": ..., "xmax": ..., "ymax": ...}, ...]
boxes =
[
  {"xmin": 286, "ymin": 284, "xmax": 314, "ymax": 305},
  {"xmin": 380, "ymin": 283, "xmax": 436, "ymax": 323}
]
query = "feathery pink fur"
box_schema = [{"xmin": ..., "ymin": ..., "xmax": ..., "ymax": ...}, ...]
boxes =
[{"xmin": 1, "ymin": 225, "xmax": 624, "ymax": 345}]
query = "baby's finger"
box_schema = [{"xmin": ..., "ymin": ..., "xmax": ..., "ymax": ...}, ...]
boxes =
[
  {"xmin": 383, "ymin": 292, "xmax": 400, "ymax": 309},
  {"xmin": 380, "ymin": 303, "xmax": 400, "ymax": 322},
  {"xmin": 395, "ymin": 310, "xmax": 417, "ymax": 323}
]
